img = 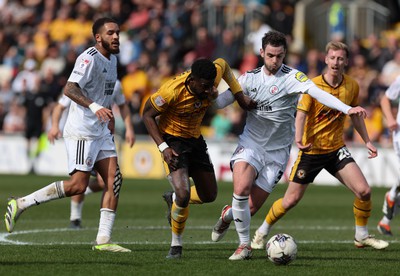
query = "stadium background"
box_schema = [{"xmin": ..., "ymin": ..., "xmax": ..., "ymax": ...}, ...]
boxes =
[{"xmin": 0, "ymin": 0, "xmax": 400, "ymax": 187}]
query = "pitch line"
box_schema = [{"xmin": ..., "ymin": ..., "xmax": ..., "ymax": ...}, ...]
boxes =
[{"xmin": 1, "ymin": 225, "xmax": 397, "ymax": 246}]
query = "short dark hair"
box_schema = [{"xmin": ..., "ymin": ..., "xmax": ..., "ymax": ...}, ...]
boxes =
[
  {"xmin": 262, "ymin": 31, "xmax": 288, "ymax": 51},
  {"xmin": 92, "ymin": 17, "xmax": 118, "ymax": 38},
  {"xmin": 191, "ymin": 59, "xmax": 217, "ymax": 80}
]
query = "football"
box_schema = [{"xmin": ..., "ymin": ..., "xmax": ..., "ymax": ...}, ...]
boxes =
[{"xmin": 266, "ymin": 233, "xmax": 297, "ymax": 265}]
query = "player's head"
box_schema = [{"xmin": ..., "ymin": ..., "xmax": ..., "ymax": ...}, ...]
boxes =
[
  {"xmin": 187, "ymin": 59, "xmax": 217, "ymax": 100},
  {"xmin": 260, "ymin": 31, "xmax": 287, "ymax": 74},
  {"xmin": 324, "ymin": 41, "xmax": 349, "ymax": 75},
  {"xmin": 92, "ymin": 17, "xmax": 120, "ymax": 55}
]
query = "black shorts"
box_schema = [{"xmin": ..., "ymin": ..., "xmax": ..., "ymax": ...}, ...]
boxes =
[
  {"xmin": 163, "ymin": 134, "xmax": 214, "ymax": 175},
  {"xmin": 289, "ymin": 146, "xmax": 355, "ymax": 184}
]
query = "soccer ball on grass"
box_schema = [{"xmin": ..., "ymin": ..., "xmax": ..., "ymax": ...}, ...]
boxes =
[{"xmin": 266, "ymin": 233, "xmax": 297, "ymax": 265}]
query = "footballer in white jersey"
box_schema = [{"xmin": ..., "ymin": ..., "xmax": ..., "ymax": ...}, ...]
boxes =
[
  {"xmin": 64, "ymin": 46, "xmax": 118, "ymax": 140},
  {"xmin": 211, "ymin": 31, "xmax": 367, "ymax": 260},
  {"xmin": 377, "ymin": 75, "xmax": 400, "ymax": 235}
]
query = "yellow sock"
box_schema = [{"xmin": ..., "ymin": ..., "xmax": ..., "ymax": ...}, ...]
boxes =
[
  {"xmin": 171, "ymin": 202, "xmax": 189, "ymax": 235},
  {"xmin": 189, "ymin": 185, "xmax": 203, "ymax": 204},
  {"xmin": 353, "ymin": 197, "xmax": 371, "ymax": 226},
  {"xmin": 266, "ymin": 198, "xmax": 287, "ymax": 225}
]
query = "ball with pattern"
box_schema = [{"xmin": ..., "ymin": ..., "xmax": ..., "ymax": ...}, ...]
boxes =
[{"xmin": 266, "ymin": 233, "xmax": 297, "ymax": 265}]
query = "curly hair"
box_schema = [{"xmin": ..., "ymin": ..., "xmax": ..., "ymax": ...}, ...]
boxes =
[
  {"xmin": 262, "ymin": 31, "xmax": 288, "ymax": 51},
  {"xmin": 191, "ymin": 59, "xmax": 217, "ymax": 80}
]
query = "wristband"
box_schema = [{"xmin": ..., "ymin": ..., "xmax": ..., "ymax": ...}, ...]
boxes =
[
  {"xmin": 89, "ymin": 102, "xmax": 103, "ymax": 114},
  {"xmin": 158, "ymin": 142, "xmax": 169, "ymax": 153}
]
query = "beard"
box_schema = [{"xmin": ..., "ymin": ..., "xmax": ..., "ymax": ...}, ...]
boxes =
[{"xmin": 102, "ymin": 39, "xmax": 120, "ymax": 54}]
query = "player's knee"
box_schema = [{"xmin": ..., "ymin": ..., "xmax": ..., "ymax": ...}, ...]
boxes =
[
  {"xmin": 200, "ymin": 192, "xmax": 217, "ymax": 203},
  {"xmin": 357, "ymin": 185, "xmax": 371, "ymax": 201}
]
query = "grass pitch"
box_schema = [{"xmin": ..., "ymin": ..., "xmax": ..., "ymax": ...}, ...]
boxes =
[{"xmin": 0, "ymin": 174, "xmax": 399, "ymax": 275}]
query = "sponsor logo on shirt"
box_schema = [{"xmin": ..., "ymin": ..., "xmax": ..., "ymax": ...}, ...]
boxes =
[
  {"xmin": 79, "ymin": 58, "xmax": 90, "ymax": 69},
  {"xmin": 194, "ymin": 101, "xmax": 202, "ymax": 108},
  {"xmin": 295, "ymin": 72, "xmax": 308, "ymax": 82},
  {"xmin": 155, "ymin": 95, "xmax": 166, "ymax": 106},
  {"xmin": 73, "ymin": 70, "xmax": 84, "ymax": 76}
]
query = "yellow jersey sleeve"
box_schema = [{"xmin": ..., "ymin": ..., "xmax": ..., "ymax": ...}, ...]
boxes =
[{"xmin": 213, "ymin": 58, "xmax": 242, "ymax": 94}]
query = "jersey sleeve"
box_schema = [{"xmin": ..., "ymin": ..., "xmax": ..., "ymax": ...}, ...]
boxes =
[
  {"xmin": 58, "ymin": 94, "xmax": 71, "ymax": 108},
  {"xmin": 285, "ymin": 70, "xmax": 315, "ymax": 94},
  {"xmin": 67, "ymin": 52, "xmax": 94, "ymax": 88},
  {"xmin": 297, "ymin": 93, "xmax": 313, "ymax": 113},
  {"xmin": 213, "ymin": 58, "xmax": 242, "ymax": 94},
  {"xmin": 149, "ymin": 83, "xmax": 174, "ymax": 113},
  {"xmin": 112, "ymin": 80, "xmax": 126, "ymax": 105},
  {"xmin": 385, "ymin": 76, "xmax": 400, "ymax": 100}
]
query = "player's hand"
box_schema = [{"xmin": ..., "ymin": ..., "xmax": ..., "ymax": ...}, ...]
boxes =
[
  {"xmin": 348, "ymin": 106, "xmax": 367, "ymax": 118},
  {"xmin": 95, "ymin": 107, "xmax": 113, "ymax": 123},
  {"xmin": 162, "ymin": 147, "xmax": 179, "ymax": 171},
  {"xmin": 366, "ymin": 141, "xmax": 378, "ymax": 159},
  {"xmin": 234, "ymin": 91, "xmax": 257, "ymax": 110},
  {"xmin": 208, "ymin": 86, "xmax": 219, "ymax": 101},
  {"xmin": 125, "ymin": 129, "xmax": 136, "ymax": 148},
  {"xmin": 47, "ymin": 127, "xmax": 61, "ymax": 144},
  {"xmin": 296, "ymin": 141, "xmax": 312, "ymax": 152}
]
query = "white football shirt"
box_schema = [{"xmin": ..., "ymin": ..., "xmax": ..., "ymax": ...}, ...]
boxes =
[
  {"xmin": 385, "ymin": 75, "xmax": 400, "ymax": 124},
  {"xmin": 237, "ymin": 65, "xmax": 315, "ymax": 151},
  {"xmin": 63, "ymin": 47, "xmax": 118, "ymax": 140}
]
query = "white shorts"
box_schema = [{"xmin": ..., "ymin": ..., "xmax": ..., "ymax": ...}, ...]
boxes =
[
  {"xmin": 393, "ymin": 130, "xmax": 400, "ymax": 161},
  {"xmin": 64, "ymin": 134, "xmax": 117, "ymax": 174},
  {"xmin": 230, "ymin": 144, "xmax": 290, "ymax": 193}
]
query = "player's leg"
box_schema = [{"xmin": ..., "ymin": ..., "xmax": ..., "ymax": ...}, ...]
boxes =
[
  {"xmin": 166, "ymin": 167, "xmax": 191, "ymax": 259},
  {"xmin": 226, "ymin": 160, "xmax": 257, "ymax": 261},
  {"xmin": 5, "ymin": 171, "xmax": 90, "ymax": 233},
  {"xmin": 336, "ymin": 161, "xmax": 388, "ymax": 249},
  {"xmin": 378, "ymin": 183, "xmax": 400, "ymax": 235}
]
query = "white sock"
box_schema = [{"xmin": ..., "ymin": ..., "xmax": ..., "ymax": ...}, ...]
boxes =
[
  {"xmin": 96, "ymin": 208, "xmax": 115, "ymax": 244},
  {"xmin": 18, "ymin": 181, "xmax": 65, "ymax": 210},
  {"xmin": 232, "ymin": 193, "xmax": 251, "ymax": 245},
  {"xmin": 381, "ymin": 216, "xmax": 391, "ymax": 225},
  {"xmin": 70, "ymin": 200, "xmax": 84, "ymax": 221},
  {"xmin": 257, "ymin": 220, "xmax": 271, "ymax": 236},
  {"xmin": 171, "ymin": 232, "xmax": 183, "ymax": 247},
  {"xmin": 355, "ymin": 225, "xmax": 369, "ymax": 240},
  {"xmin": 223, "ymin": 206, "xmax": 233, "ymax": 223},
  {"xmin": 84, "ymin": 186, "xmax": 94, "ymax": 195}
]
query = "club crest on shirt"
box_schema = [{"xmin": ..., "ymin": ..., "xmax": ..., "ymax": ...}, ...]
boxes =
[
  {"xmin": 269, "ymin": 85, "xmax": 279, "ymax": 95},
  {"xmin": 296, "ymin": 169, "xmax": 306, "ymax": 179},
  {"xmin": 194, "ymin": 101, "xmax": 202, "ymax": 108},
  {"xmin": 154, "ymin": 95, "xmax": 166, "ymax": 106},
  {"xmin": 79, "ymin": 58, "xmax": 90, "ymax": 69},
  {"xmin": 295, "ymin": 72, "xmax": 308, "ymax": 82}
]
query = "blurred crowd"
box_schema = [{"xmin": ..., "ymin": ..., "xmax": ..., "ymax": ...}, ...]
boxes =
[{"xmin": 0, "ymin": 0, "xmax": 399, "ymax": 153}]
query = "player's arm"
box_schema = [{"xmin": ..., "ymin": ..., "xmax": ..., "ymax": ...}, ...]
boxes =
[
  {"xmin": 47, "ymin": 103, "xmax": 66, "ymax": 144},
  {"xmin": 307, "ymin": 85, "xmax": 366, "ymax": 117},
  {"xmin": 295, "ymin": 110, "xmax": 312, "ymax": 151},
  {"xmin": 142, "ymin": 99, "xmax": 179, "ymax": 170},
  {"xmin": 351, "ymin": 114, "xmax": 378, "ymax": 159},
  {"xmin": 380, "ymin": 94, "xmax": 398, "ymax": 132},
  {"xmin": 64, "ymin": 81, "xmax": 113, "ymax": 122},
  {"xmin": 213, "ymin": 58, "xmax": 256, "ymax": 110},
  {"xmin": 118, "ymin": 102, "xmax": 136, "ymax": 148}
]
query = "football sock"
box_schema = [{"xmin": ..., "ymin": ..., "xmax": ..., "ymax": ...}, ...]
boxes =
[
  {"xmin": 189, "ymin": 185, "xmax": 203, "ymax": 204},
  {"xmin": 18, "ymin": 181, "xmax": 66, "ymax": 209},
  {"xmin": 84, "ymin": 186, "xmax": 94, "ymax": 195},
  {"xmin": 171, "ymin": 202, "xmax": 189, "ymax": 239},
  {"xmin": 70, "ymin": 200, "xmax": 84, "ymax": 221},
  {"xmin": 96, "ymin": 208, "xmax": 115, "ymax": 244},
  {"xmin": 232, "ymin": 193, "xmax": 251, "ymax": 245},
  {"xmin": 266, "ymin": 198, "xmax": 286, "ymax": 225},
  {"xmin": 380, "ymin": 216, "xmax": 391, "ymax": 225},
  {"xmin": 257, "ymin": 220, "xmax": 271, "ymax": 236},
  {"xmin": 353, "ymin": 198, "xmax": 371, "ymax": 240}
]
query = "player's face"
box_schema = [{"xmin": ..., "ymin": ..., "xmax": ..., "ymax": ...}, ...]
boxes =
[
  {"xmin": 325, "ymin": 49, "xmax": 348, "ymax": 76},
  {"xmin": 98, "ymin": 22, "xmax": 120, "ymax": 55},
  {"xmin": 189, "ymin": 77, "xmax": 215, "ymax": 100},
  {"xmin": 260, "ymin": 45, "xmax": 286, "ymax": 75}
]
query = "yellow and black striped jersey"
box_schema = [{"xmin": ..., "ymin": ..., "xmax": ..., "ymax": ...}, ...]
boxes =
[
  {"xmin": 149, "ymin": 59, "xmax": 240, "ymax": 138},
  {"xmin": 297, "ymin": 74, "xmax": 359, "ymax": 154}
]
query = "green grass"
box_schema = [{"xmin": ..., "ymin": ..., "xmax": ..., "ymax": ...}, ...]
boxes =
[{"xmin": 0, "ymin": 174, "xmax": 399, "ymax": 275}]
